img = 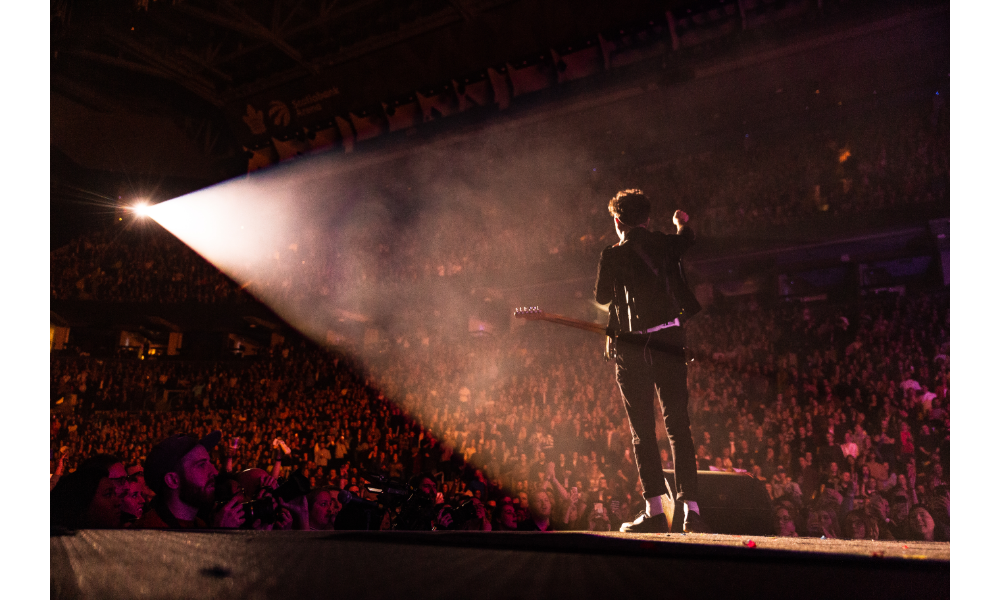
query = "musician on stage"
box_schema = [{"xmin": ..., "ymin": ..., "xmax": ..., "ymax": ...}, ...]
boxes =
[{"xmin": 594, "ymin": 189, "xmax": 711, "ymax": 534}]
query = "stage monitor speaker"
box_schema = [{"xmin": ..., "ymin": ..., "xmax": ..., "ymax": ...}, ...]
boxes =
[{"xmin": 662, "ymin": 470, "xmax": 773, "ymax": 535}]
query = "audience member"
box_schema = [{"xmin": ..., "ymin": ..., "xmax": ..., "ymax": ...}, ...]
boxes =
[
  {"xmin": 133, "ymin": 431, "xmax": 244, "ymax": 529},
  {"xmin": 491, "ymin": 499, "xmax": 519, "ymax": 531},
  {"xmin": 51, "ymin": 454, "xmax": 128, "ymax": 530},
  {"xmin": 307, "ymin": 487, "xmax": 342, "ymax": 531},
  {"xmin": 517, "ymin": 490, "xmax": 556, "ymax": 531}
]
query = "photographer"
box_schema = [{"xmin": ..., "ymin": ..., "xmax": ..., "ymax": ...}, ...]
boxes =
[
  {"xmin": 433, "ymin": 496, "xmax": 492, "ymax": 531},
  {"xmin": 335, "ymin": 485, "xmax": 387, "ymax": 530},
  {"xmin": 231, "ymin": 468, "xmax": 310, "ymax": 530},
  {"xmin": 134, "ymin": 431, "xmax": 245, "ymax": 529},
  {"xmin": 463, "ymin": 497, "xmax": 492, "ymax": 531},
  {"xmin": 395, "ymin": 474, "xmax": 442, "ymax": 531}
]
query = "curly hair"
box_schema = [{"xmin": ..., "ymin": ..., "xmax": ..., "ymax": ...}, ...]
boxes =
[{"xmin": 607, "ymin": 189, "xmax": 651, "ymax": 228}]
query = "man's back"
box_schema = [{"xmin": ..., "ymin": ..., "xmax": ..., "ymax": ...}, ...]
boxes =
[{"xmin": 595, "ymin": 226, "xmax": 696, "ymax": 333}]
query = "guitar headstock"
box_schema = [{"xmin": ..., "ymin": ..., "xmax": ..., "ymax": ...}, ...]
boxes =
[{"xmin": 514, "ymin": 306, "xmax": 545, "ymax": 320}]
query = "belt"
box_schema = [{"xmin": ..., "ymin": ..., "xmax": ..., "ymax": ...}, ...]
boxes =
[{"xmin": 632, "ymin": 318, "xmax": 680, "ymax": 335}]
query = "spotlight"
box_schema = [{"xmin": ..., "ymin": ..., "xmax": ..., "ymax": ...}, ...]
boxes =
[{"xmin": 131, "ymin": 202, "xmax": 151, "ymax": 217}]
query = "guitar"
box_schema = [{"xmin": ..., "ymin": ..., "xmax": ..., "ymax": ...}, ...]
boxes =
[
  {"xmin": 514, "ymin": 306, "xmax": 690, "ymax": 361},
  {"xmin": 513, "ymin": 307, "xmax": 616, "ymax": 359}
]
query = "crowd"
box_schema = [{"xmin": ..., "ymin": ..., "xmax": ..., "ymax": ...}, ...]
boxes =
[
  {"xmin": 633, "ymin": 100, "xmax": 949, "ymax": 238},
  {"xmin": 51, "ymin": 285, "xmax": 949, "ymax": 540},
  {"xmin": 49, "ymin": 77, "xmax": 948, "ymax": 539},
  {"xmin": 49, "ymin": 224, "xmax": 252, "ymax": 304},
  {"xmin": 51, "ymin": 95, "xmax": 947, "ymax": 306}
]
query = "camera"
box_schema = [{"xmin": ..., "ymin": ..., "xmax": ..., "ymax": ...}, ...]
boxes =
[
  {"xmin": 243, "ymin": 470, "xmax": 311, "ymax": 528},
  {"xmin": 455, "ymin": 498, "xmax": 479, "ymax": 522},
  {"xmin": 361, "ymin": 471, "xmax": 411, "ymax": 504},
  {"xmin": 333, "ymin": 471, "xmax": 417, "ymax": 531},
  {"xmin": 335, "ymin": 488, "xmax": 384, "ymax": 531},
  {"xmin": 273, "ymin": 470, "xmax": 311, "ymax": 502},
  {"xmin": 241, "ymin": 497, "xmax": 277, "ymax": 526},
  {"xmin": 440, "ymin": 498, "xmax": 480, "ymax": 530},
  {"xmin": 214, "ymin": 469, "xmax": 312, "ymax": 529},
  {"xmin": 395, "ymin": 486, "xmax": 437, "ymax": 531}
]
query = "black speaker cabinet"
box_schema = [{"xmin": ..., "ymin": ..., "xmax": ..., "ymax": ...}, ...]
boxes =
[{"xmin": 662, "ymin": 470, "xmax": 774, "ymax": 535}]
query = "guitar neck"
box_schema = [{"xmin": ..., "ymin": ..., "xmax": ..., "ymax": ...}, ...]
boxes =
[{"xmin": 527, "ymin": 314, "xmax": 608, "ymax": 336}]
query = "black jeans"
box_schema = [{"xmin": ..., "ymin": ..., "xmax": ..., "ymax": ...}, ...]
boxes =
[{"xmin": 615, "ymin": 326, "xmax": 698, "ymax": 502}]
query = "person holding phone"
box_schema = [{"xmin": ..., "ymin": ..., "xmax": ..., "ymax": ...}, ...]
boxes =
[
  {"xmin": 560, "ymin": 486, "xmax": 587, "ymax": 530},
  {"xmin": 588, "ymin": 502, "xmax": 611, "ymax": 532}
]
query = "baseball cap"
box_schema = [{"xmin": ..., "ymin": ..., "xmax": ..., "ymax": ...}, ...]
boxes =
[{"xmin": 144, "ymin": 431, "xmax": 222, "ymax": 495}]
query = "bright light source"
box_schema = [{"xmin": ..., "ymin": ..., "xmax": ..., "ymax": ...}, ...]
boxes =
[{"xmin": 132, "ymin": 202, "xmax": 151, "ymax": 217}]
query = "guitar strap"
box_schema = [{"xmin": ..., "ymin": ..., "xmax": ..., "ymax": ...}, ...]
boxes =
[
  {"xmin": 629, "ymin": 241, "xmax": 662, "ymax": 278},
  {"xmin": 615, "ymin": 242, "xmax": 683, "ymax": 359},
  {"xmin": 626, "ymin": 239, "xmax": 684, "ymax": 325}
]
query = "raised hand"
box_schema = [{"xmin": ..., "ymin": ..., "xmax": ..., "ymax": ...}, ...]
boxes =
[
  {"xmin": 673, "ymin": 210, "xmax": 689, "ymax": 229},
  {"xmin": 278, "ymin": 496, "xmax": 310, "ymax": 530}
]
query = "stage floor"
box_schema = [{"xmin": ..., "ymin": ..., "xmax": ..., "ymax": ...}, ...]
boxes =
[
  {"xmin": 594, "ymin": 530, "xmax": 950, "ymax": 560},
  {"xmin": 52, "ymin": 529, "xmax": 949, "ymax": 600}
]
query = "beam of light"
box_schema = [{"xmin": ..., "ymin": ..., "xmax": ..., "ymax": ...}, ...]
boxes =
[
  {"xmin": 144, "ymin": 171, "xmax": 303, "ymax": 288},
  {"xmin": 142, "ymin": 131, "xmax": 619, "ymax": 481},
  {"xmin": 142, "ymin": 135, "xmax": 776, "ymax": 488},
  {"xmin": 131, "ymin": 201, "xmax": 151, "ymax": 217}
]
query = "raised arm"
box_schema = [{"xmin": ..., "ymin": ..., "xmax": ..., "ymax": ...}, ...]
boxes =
[
  {"xmin": 672, "ymin": 210, "xmax": 695, "ymax": 255},
  {"xmin": 546, "ymin": 461, "xmax": 569, "ymax": 503},
  {"xmin": 270, "ymin": 438, "xmax": 290, "ymax": 479}
]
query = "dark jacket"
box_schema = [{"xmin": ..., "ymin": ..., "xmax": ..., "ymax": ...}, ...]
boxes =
[{"xmin": 594, "ymin": 225, "xmax": 699, "ymax": 334}]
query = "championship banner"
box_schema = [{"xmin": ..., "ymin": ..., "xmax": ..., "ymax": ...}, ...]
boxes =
[{"xmin": 225, "ymin": 80, "xmax": 347, "ymax": 149}]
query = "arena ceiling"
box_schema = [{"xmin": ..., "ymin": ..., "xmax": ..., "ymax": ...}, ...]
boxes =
[{"xmin": 50, "ymin": 0, "xmax": 685, "ymax": 181}]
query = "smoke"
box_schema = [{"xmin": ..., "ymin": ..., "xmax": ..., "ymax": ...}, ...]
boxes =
[{"xmin": 147, "ymin": 122, "xmax": 613, "ymax": 457}]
